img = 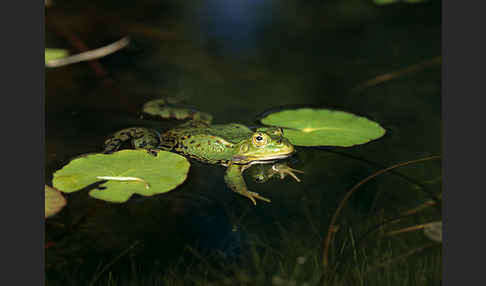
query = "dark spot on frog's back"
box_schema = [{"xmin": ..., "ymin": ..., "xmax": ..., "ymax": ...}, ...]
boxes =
[{"xmin": 190, "ymin": 140, "xmax": 195, "ymax": 144}]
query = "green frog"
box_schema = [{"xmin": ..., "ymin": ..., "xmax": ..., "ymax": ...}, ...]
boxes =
[{"xmin": 103, "ymin": 98, "xmax": 303, "ymax": 205}]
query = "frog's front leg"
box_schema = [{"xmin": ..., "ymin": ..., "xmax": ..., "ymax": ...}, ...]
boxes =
[
  {"xmin": 103, "ymin": 127, "xmax": 161, "ymax": 155},
  {"xmin": 251, "ymin": 163, "xmax": 304, "ymax": 183},
  {"xmin": 224, "ymin": 164, "xmax": 271, "ymax": 205},
  {"xmin": 270, "ymin": 163, "xmax": 304, "ymax": 182}
]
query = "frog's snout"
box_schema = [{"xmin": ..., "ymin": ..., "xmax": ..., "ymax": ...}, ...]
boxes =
[
  {"xmin": 277, "ymin": 139, "xmax": 294, "ymax": 156},
  {"xmin": 286, "ymin": 143, "xmax": 295, "ymax": 155}
]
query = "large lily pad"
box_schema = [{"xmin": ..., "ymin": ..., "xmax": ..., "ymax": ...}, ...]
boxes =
[
  {"xmin": 45, "ymin": 185, "xmax": 67, "ymax": 218},
  {"xmin": 260, "ymin": 108, "xmax": 385, "ymax": 147},
  {"xmin": 52, "ymin": 150, "xmax": 190, "ymax": 203}
]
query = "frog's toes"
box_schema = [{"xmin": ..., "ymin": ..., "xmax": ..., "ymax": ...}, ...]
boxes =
[
  {"xmin": 272, "ymin": 164, "xmax": 304, "ymax": 183},
  {"xmin": 247, "ymin": 191, "xmax": 271, "ymax": 205}
]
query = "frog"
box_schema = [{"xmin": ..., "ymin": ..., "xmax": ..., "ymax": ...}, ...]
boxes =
[{"xmin": 103, "ymin": 98, "xmax": 303, "ymax": 205}]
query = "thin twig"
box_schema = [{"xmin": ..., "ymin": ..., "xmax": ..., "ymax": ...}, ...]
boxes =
[
  {"xmin": 45, "ymin": 17, "xmax": 115, "ymax": 87},
  {"xmin": 327, "ymin": 150, "xmax": 441, "ymax": 209},
  {"xmin": 322, "ymin": 155, "xmax": 441, "ymax": 271},
  {"xmin": 46, "ymin": 37, "xmax": 130, "ymax": 68},
  {"xmin": 400, "ymin": 195, "xmax": 441, "ymax": 216},
  {"xmin": 352, "ymin": 56, "xmax": 441, "ymax": 92},
  {"xmin": 385, "ymin": 221, "xmax": 440, "ymax": 237}
]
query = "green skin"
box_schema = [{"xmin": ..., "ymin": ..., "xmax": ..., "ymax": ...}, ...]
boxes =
[{"xmin": 103, "ymin": 99, "xmax": 302, "ymax": 205}]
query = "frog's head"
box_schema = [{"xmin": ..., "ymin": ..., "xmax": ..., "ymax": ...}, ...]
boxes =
[{"xmin": 232, "ymin": 127, "xmax": 295, "ymax": 165}]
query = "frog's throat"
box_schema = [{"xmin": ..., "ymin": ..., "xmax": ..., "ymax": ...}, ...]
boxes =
[{"xmin": 231, "ymin": 153, "xmax": 293, "ymax": 165}]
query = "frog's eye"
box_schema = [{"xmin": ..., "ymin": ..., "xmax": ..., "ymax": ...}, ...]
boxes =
[{"xmin": 252, "ymin": 133, "xmax": 268, "ymax": 147}]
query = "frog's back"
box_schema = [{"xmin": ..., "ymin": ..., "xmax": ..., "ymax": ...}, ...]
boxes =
[{"xmin": 160, "ymin": 123, "xmax": 253, "ymax": 164}]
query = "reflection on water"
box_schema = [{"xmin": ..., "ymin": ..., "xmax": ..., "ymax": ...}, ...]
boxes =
[
  {"xmin": 196, "ymin": 0, "xmax": 271, "ymax": 57},
  {"xmin": 46, "ymin": 0, "xmax": 441, "ymax": 285}
]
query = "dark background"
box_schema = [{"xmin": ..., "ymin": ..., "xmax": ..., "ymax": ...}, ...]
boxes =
[{"xmin": 43, "ymin": 0, "xmax": 442, "ymax": 285}]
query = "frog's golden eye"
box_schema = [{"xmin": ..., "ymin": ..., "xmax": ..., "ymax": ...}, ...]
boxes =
[{"xmin": 252, "ymin": 133, "xmax": 268, "ymax": 147}]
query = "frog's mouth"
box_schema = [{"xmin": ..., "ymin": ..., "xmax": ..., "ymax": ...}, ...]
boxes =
[{"xmin": 232, "ymin": 153, "xmax": 294, "ymax": 165}]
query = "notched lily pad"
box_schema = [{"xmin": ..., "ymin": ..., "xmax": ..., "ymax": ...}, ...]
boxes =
[
  {"xmin": 52, "ymin": 150, "xmax": 190, "ymax": 203},
  {"xmin": 45, "ymin": 185, "xmax": 67, "ymax": 218},
  {"xmin": 45, "ymin": 48, "xmax": 69, "ymax": 63},
  {"xmin": 260, "ymin": 108, "xmax": 385, "ymax": 147}
]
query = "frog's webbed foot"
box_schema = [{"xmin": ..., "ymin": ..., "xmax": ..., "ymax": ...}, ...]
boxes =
[
  {"xmin": 225, "ymin": 164, "xmax": 271, "ymax": 205},
  {"xmin": 271, "ymin": 163, "xmax": 304, "ymax": 183},
  {"xmin": 103, "ymin": 127, "xmax": 161, "ymax": 154},
  {"xmin": 250, "ymin": 163, "xmax": 304, "ymax": 184},
  {"xmin": 240, "ymin": 191, "xmax": 271, "ymax": 206}
]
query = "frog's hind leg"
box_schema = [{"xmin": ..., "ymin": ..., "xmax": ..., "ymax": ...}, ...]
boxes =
[{"xmin": 103, "ymin": 127, "xmax": 161, "ymax": 155}]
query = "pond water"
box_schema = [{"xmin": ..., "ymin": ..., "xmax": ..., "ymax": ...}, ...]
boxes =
[{"xmin": 45, "ymin": 1, "xmax": 441, "ymax": 285}]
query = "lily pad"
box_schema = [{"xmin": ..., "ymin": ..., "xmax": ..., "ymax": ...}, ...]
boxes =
[
  {"xmin": 45, "ymin": 185, "xmax": 67, "ymax": 218},
  {"xmin": 52, "ymin": 150, "xmax": 190, "ymax": 203},
  {"xmin": 45, "ymin": 48, "xmax": 69, "ymax": 63},
  {"xmin": 260, "ymin": 108, "xmax": 385, "ymax": 147}
]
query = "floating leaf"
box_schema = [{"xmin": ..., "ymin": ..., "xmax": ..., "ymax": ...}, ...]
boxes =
[
  {"xmin": 45, "ymin": 185, "xmax": 67, "ymax": 218},
  {"xmin": 260, "ymin": 108, "xmax": 385, "ymax": 147},
  {"xmin": 52, "ymin": 150, "xmax": 190, "ymax": 203},
  {"xmin": 423, "ymin": 221, "xmax": 442, "ymax": 243},
  {"xmin": 45, "ymin": 48, "xmax": 69, "ymax": 63}
]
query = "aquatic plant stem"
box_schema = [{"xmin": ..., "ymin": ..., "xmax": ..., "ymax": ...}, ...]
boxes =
[
  {"xmin": 362, "ymin": 242, "xmax": 440, "ymax": 275},
  {"xmin": 326, "ymin": 150, "xmax": 441, "ymax": 209},
  {"xmin": 321, "ymin": 155, "xmax": 441, "ymax": 272},
  {"xmin": 352, "ymin": 56, "xmax": 441, "ymax": 92},
  {"xmin": 384, "ymin": 221, "xmax": 440, "ymax": 237},
  {"xmin": 88, "ymin": 241, "xmax": 141, "ymax": 286},
  {"xmin": 45, "ymin": 17, "xmax": 114, "ymax": 87},
  {"xmin": 46, "ymin": 37, "xmax": 130, "ymax": 68}
]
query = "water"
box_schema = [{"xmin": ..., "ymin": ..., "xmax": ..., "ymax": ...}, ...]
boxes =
[{"xmin": 46, "ymin": 1, "xmax": 441, "ymax": 285}]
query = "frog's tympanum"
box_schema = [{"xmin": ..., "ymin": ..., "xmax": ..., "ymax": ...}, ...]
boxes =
[{"xmin": 103, "ymin": 99, "xmax": 303, "ymax": 205}]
